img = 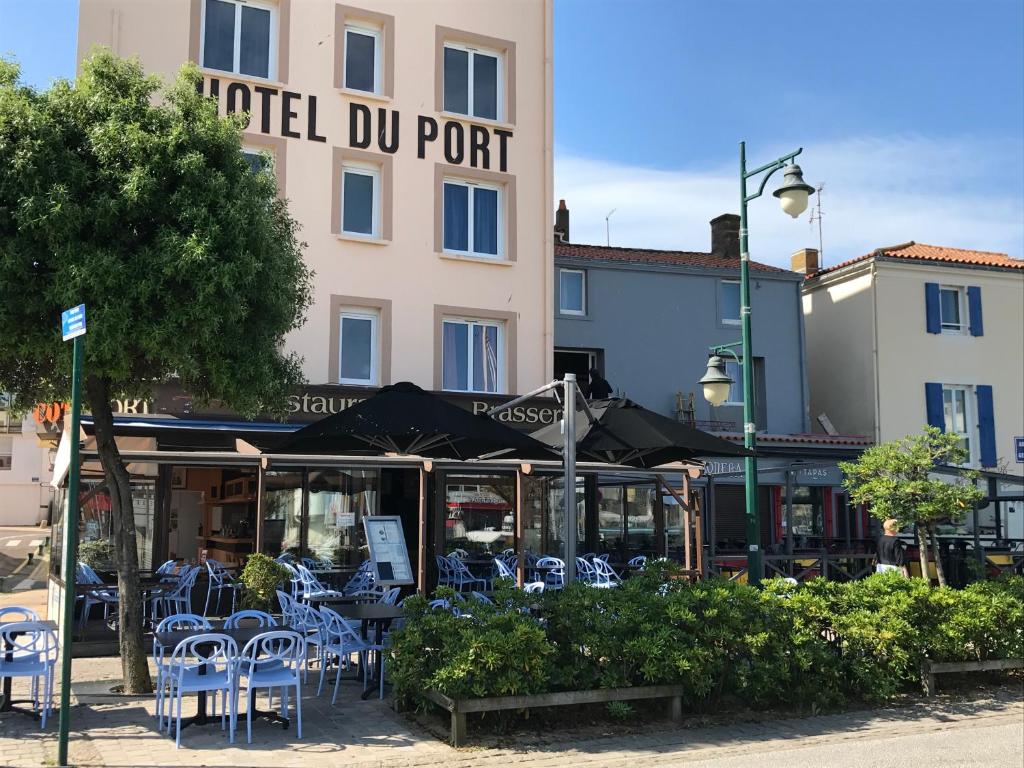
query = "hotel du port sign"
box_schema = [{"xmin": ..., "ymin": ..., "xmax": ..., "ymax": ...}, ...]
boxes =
[{"xmin": 199, "ymin": 75, "xmax": 513, "ymax": 172}]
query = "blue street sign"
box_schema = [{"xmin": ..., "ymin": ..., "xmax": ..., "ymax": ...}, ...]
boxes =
[
  {"xmin": 61, "ymin": 304, "xmax": 86, "ymax": 341},
  {"xmin": 1015, "ymin": 436, "xmax": 1024, "ymax": 463}
]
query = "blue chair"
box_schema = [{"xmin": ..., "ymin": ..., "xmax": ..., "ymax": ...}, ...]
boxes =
[
  {"xmin": 204, "ymin": 560, "xmax": 242, "ymax": 617},
  {"xmin": 448, "ymin": 558, "xmax": 488, "ymax": 592},
  {"xmin": 295, "ymin": 564, "xmax": 344, "ymax": 602},
  {"xmin": 0, "ymin": 621, "xmax": 58, "ymax": 727},
  {"xmin": 235, "ymin": 630, "xmax": 304, "ymax": 743},
  {"xmin": 536, "ymin": 557, "xmax": 566, "ymax": 590},
  {"xmin": 592, "ymin": 558, "xmax": 621, "ymax": 588},
  {"xmin": 290, "ymin": 601, "xmax": 327, "ymax": 683},
  {"xmin": 319, "ymin": 607, "xmax": 385, "ymax": 702},
  {"xmin": 435, "ymin": 555, "xmax": 454, "ymax": 587},
  {"xmin": 153, "ymin": 614, "xmax": 211, "ymax": 731},
  {"xmin": 166, "ymin": 633, "xmax": 237, "ymax": 748},
  {"xmin": 378, "ymin": 587, "xmax": 401, "ymax": 605},
  {"xmin": 223, "ymin": 610, "xmax": 277, "ymax": 629},
  {"xmin": 493, "ymin": 556, "xmax": 516, "ymax": 584},
  {"xmin": 154, "ymin": 565, "xmax": 200, "ymax": 622},
  {"xmin": 628, "ymin": 555, "xmax": 648, "ymax": 569},
  {"xmin": 576, "ymin": 557, "xmax": 598, "ymax": 584},
  {"xmin": 76, "ymin": 562, "xmax": 118, "ymax": 631},
  {"xmin": 0, "ymin": 606, "xmax": 39, "ymax": 624},
  {"xmin": 522, "ymin": 582, "xmax": 545, "ymax": 594}
]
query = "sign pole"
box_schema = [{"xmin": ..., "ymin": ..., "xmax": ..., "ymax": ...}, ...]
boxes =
[{"xmin": 57, "ymin": 306, "xmax": 86, "ymax": 767}]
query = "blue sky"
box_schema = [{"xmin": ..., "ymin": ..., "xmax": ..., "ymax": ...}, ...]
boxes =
[{"xmin": 2, "ymin": 0, "xmax": 1022, "ymax": 266}]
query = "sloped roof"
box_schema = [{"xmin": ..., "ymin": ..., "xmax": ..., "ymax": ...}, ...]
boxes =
[
  {"xmin": 555, "ymin": 243, "xmax": 790, "ymax": 274},
  {"xmin": 809, "ymin": 241, "xmax": 1023, "ymax": 277}
]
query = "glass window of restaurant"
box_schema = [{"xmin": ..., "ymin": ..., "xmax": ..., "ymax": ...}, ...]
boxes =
[
  {"xmin": 261, "ymin": 470, "xmax": 303, "ymax": 560},
  {"xmin": 306, "ymin": 468, "xmax": 378, "ymax": 565},
  {"xmin": 790, "ymin": 486, "xmax": 824, "ymax": 543},
  {"xmin": 597, "ymin": 483, "xmax": 656, "ymax": 560},
  {"xmin": 520, "ymin": 474, "xmax": 586, "ymax": 561},
  {"xmin": 444, "ymin": 473, "xmax": 515, "ymax": 556}
]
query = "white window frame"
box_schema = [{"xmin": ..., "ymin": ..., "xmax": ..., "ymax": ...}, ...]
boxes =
[
  {"xmin": 343, "ymin": 22, "xmax": 382, "ymax": 95},
  {"xmin": 443, "ymin": 42, "xmax": 504, "ymax": 122},
  {"xmin": 241, "ymin": 146, "xmax": 272, "ymax": 174},
  {"xmin": 939, "ymin": 285, "xmax": 967, "ymax": 334},
  {"xmin": 720, "ymin": 279, "xmax": 741, "ymax": 326},
  {"xmin": 441, "ymin": 318, "xmax": 505, "ymax": 394},
  {"xmin": 200, "ymin": 0, "xmax": 278, "ymax": 81},
  {"xmin": 340, "ymin": 162, "xmax": 381, "ymax": 239},
  {"xmin": 442, "ymin": 178, "xmax": 504, "ymax": 259},
  {"xmin": 338, "ymin": 310, "xmax": 379, "ymax": 386},
  {"xmin": 723, "ymin": 360, "xmax": 744, "ymax": 407},
  {"xmin": 942, "ymin": 384, "xmax": 977, "ymax": 466},
  {"xmin": 559, "ymin": 269, "xmax": 587, "ymax": 316}
]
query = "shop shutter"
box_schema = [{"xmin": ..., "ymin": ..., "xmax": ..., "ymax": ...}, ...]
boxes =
[
  {"xmin": 976, "ymin": 385, "xmax": 996, "ymax": 467},
  {"xmin": 967, "ymin": 286, "xmax": 984, "ymax": 337},
  {"xmin": 924, "ymin": 283, "xmax": 941, "ymax": 334},
  {"xmin": 925, "ymin": 383, "xmax": 944, "ymax": 431}
]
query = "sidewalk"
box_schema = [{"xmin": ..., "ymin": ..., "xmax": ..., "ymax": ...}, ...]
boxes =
[{"xmin": 1, "ymin": 647, "xmax": 1020, "ymax": 768}]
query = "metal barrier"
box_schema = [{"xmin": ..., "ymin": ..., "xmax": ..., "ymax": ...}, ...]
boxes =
[{"xmin": 708, "ymin": 552, "xmax": 876, "ymax": 583}]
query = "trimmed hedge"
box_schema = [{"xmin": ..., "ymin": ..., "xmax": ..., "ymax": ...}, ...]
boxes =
[{"xmin": 390, "ymin": 566, "xmax": 1023, "ymax": 713}]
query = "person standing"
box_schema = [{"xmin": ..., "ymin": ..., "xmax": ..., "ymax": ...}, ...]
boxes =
[
  {"xmin": 588, "ymin": 368, "xmax": 613, "ymax": 400},
  {"xmin": 876, "ymin": 518, "xmax": 909, "ymax": 576}
]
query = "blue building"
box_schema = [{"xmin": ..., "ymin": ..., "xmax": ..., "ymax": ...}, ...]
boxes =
[{"xmin": 552, "ymin": 202, "xmax": 871, "ymax": 569}]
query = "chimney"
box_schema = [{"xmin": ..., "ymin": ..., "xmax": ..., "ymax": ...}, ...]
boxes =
[
  {"xmin": 710, "ymin": 214, "xmax": 740, "ymax": 258},
  {"xmin": 554, "ymin": 199, "xmax": 570, "ymax": 243},
  {"xmin": 791, "ymin": 248, "xmax": 820, "ymax": 275}
]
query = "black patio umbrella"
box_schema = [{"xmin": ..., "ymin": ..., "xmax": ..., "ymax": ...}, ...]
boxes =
[
  {"xmin": 272, "ymin": 381, "xmax": 555, "ymax": 460},
  {"xmin": 529, "ymin": 397, "xmax": 752, "ymax": 468}
]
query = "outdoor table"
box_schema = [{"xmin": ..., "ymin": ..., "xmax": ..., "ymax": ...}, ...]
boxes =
[
  {"xmin": 153, "ymin": 625, "xmax": 301, "ymax": 734},
  {"xmin": 305, "ymin": 593, "xmax": 372, "ymax": 606},
  {"xmin": 0, "ymin": 619, "xmax": 58, "ymax": 718},
  {"xmin": 333, "ymin": 604, "xmax": 404, "ymax": 700},
  {"xmin": 309, "ymin": 566, "xmax": 359, "ymax": 588}
]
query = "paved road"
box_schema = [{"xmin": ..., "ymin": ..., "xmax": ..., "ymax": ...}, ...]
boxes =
[{"xmin": 0, "ymin": 526, "xmax": 50, "ymax": 588}]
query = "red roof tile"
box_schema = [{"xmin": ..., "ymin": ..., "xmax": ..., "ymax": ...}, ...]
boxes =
[
  {"xmin": 808, "ymin": 241, "xmax": 1023, "ymax": 277},
  {"xmin": 555, "ymin": 243, "xmax": 789, "ymax": 274}
]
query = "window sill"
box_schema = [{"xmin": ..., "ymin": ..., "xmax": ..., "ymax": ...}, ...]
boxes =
[
  {"xmin": 438, "ymin": 110, "xmax": 515, "ymax": 133},
  {"xmin": 200, "ymin": 67, "xmax": 286, "ymax": 90},
  {"xmin": 337, "ymin": 234, "xmax": 390, "ymax": 246},
  {"xmin": 337, "ymin": 88, "xmax": 393, "ymax": 104},
  {"xmin": 439, "ymin": 253, "xmax": 514, "ymax": 266}
]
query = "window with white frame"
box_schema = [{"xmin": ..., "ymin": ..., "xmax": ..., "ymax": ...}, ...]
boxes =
[
  {"xmin": 341, "ymin": 163, "xmax": 381, "ymax": 238},
  {"xmin": 942, "ymin": 384, "xmax": 975, "ymax": 463},
  {"xmin": 720, "ymin": 280, "xmax": 741, "ymax": 325},
  {"xmin": 443, "ymin": 42, "xmax": 502, "ymax": 121},
  {"xmin": 940, "ymin": 285, "xmax": 966, "ymax": 333},
  {"xmin": 443, "ymin": 179, "xmax": 502, "ymax": 257},
  {"xmin": 559, "ymin": 269, "xmax": 586, "ymax": 315},
  {"xmin": 241, "ymin": 147, "xmax": 271, "ymax": 175},
  {"xmin": 723, "ymin": 360, "xmax": 743, "ymax": 406},
  {"xmin": 344, "ymin": 22, "xmax": 382, "ymax": 94},
  {"xmin": 202, "ymin": 0, "xmax": 277, "ymax": 80},
  {"xmin": 338, "ymin": 310, "xmax": 379, "ymax": 385},
  {"xmin": 441, "ymin": 319, "xmax": 504, "ymax": 393}
]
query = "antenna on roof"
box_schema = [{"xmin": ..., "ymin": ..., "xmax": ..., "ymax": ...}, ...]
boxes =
[
  {"xmin": 808, "ymin": 183, "xmax": 825, "ymax": 264},
  {"xmin": 605, "ymin": 208, "xmax": 617, "ymax": 247}
]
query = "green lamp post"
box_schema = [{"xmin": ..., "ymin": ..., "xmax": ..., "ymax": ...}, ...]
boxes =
[{"xmin": 699, "ymin": 142, "xmax": 814, "ymax": 586}]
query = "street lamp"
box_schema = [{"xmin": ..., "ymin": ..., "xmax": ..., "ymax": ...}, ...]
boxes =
[{"xmin": 700, "ymin": 142, "xmax": 814, "ymax": 586}]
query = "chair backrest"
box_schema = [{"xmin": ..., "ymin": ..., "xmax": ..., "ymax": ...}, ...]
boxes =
[
  {"xmin": 295, "ymin": 564, "xmax": 326, "ymax": 593},
  {"xmin": 342, "ymin": 569, "xmax": 374, "ymax": 595},
  {"xmin": 628, "ymin": 555, "xmax": 648, "ymax": 568},
  {"xmin": 0, "ymin": 606, "xmax": 40, "ymax": 624},
  {"xmin": 522, "ymin": 582, "xmax": 545, "ymax": 594},
  {"xmin": 435, "ymin": 555, "xmax": 453, "ymax": 578},
  {"xmin": 169, "ymin": 564, "xmax": 200, "ymax": 597},
  {"xmin": 156, "ymin": 559, "xmax": 178, "ymax": 576},
  {"xmin": 0, "ymin": 622, "xmax": 58, "ymax": 667},
  {"xmin": 168, "ymin": 633, "xmax": 237, "ymax": 680},
  {"xmin": 446, "ymin": 549, "xmax": 469, "ymax": 560},
  {"xmin": 276, "ymin": 589, "xmax": 297, "ymax": 623},
  {"xmin": 449, "ymin": 557, "xmax": 474, "ymax": 576},
  {"xmin": 278, "ymin": 563, "xmax": 302, "ymax": 599},
  {"xmin": 206, "ymin": 559, "xmax": 233, "ymax": 585},
  {"xmin": 223, "ymin": 610, "xmax": 277, "ymax": 629},
  {"xmin": 378, "ymin": 587, "xmax": 401, "ymax": 605},
  {"xmin": 238, "ymin": 631, "xmax": 303, "ymax": 679},
  {"xmin": 318, "ymin": 606, "xmax": 366, "ymax": 647},
  {"xmin": 470, "ymin": 591, "xmax": 493, "ymax": 604},
  {"xmin": 291, "ymin": 600, "xmax": 325, "ymax": 637},
  {"xmin": 76, "ymin": 562, "xmax": 103, "ymax": 585},
  {"xmin": 575, "ymin": 557, "xmax": 597, "ymax": 582},
  {"xmin": 596, "ymin": 553, "xmax": 610, "ymax": 562},
  {"xmin": 493, "ymin": 557, "xmax": 516, "ymax": 581},
  {"xmin": 156, "ymin": 613, "xmax": 211, "ymax": 633},
  {"xmin": 593, "ymin": 558, "xmax": 619, "ymax": 583},
  {"xmin": 428, "ymin": 598, "xmax": 461, "ymax": 616}
]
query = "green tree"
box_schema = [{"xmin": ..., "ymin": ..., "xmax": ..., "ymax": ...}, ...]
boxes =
[
  {"xmin": 0, "ymin": 52, "xmax": 312, "ymax": 692},
  {"xmin": 840, "ymin": 427, "xmax": 984, "ymax": 587}
]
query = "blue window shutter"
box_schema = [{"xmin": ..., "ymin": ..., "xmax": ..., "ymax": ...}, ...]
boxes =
[
  {"xmin": 976, "ymin": 385, "xmax": 996, "ymax": 467},
  {"xmin": 924, "ymin": 283, "xmax": 941, "ymax": 333},
  {"xmin": 967, "ymin": 286, "xmax": 984, "ymax": 336},
  {"xmin": 925, "ymin": 383, "xmax": 944, "ymax": 430}
]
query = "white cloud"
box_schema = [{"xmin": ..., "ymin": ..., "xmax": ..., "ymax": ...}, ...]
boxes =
[{"xmin": 555, "ymin": 135, "xmax": 1024, "ymax": 268}]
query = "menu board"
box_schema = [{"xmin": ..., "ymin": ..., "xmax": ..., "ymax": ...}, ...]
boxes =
[{"xmin": 363, "ymin": 516, "xmax": 414, "ymax": 585}]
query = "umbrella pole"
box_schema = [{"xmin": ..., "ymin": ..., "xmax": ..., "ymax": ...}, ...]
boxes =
[
  {"xmin": 564, "ymin": 375, "xmax": 577, "ymax": 583},
  {"xmin": 515, "ymin": 468, "xmax": 525, "ymax": 588},
  {"xmin": 682, "ymin": 473, "xmax": 692, "ymax": 572},
  {"xmin": 417, "ymin": 465, "xmax": 428, "ymax": 594}
]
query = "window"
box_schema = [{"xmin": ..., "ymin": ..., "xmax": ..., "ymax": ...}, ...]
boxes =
[
  {"xmin": 241, "ymin": 148, "xmax": 271, "ymax": 175},
  {"xmin": 338, "ymin": 310, "xmax": 378, "ymax": 385},
  {"xmin": 942, "ymin": 385, "xmax": 974, "ymax": 463},
  {"xmin": 443, "ymin": 43, "xmax": 501, "ymax": 120},
  {"xmin": 559, "ymin": 269, "xmax": 586, "ymax": 315},
  {"xmin": 0, "ymin": 436, "xmax": 11, "ymax": 471},
  {"xmin": 202, "ymin": 0, "xmax": 276, "ymax": 80},
  {"xmin": 720, "ymin": 280, "xmax": 741, "ymax": 325},
  {"xmin": 724, "ymin": 360, "xmax": 743, "ymax": 406},
  {"xmin": 443, "ymin": 179, "xmax": 502, "ymax": 257},
  {"xmin": 940, "ymin": 286, "xmax": 966, "ymax": 333},
  {"xmin": 344, "ymin": 23, "xmax": 381, "ymax": 94},
  {"xmin": 341, "ymin": 164, "xmax": 380, "ymax": 238},
  {"xmin": 442, "ymin": 319, "xmax": 504, "ymax": 393}
]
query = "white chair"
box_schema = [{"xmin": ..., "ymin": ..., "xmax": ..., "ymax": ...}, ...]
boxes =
[
  {"xmin": 576, "ymin": 557, "xmax": 598, "ymax": 584},
  {"xmin": 235, "ymin": 630, "xmax": 304, "ymax": 744},
  {"xmin": 76, "ymin": 562, "xmax": 119, "ymax": 631},
  {"xmin": 155, "ymin": 565, "xmax": 200, "ymax": 622},
  {"xmin": 0, "ymin": 606, "xmax": 39, "ymax": 624},
  {"xmin": 378, "ymin": 587, "xmax": 401, "ymax": 605},
  {"xmin": 294, "ymin": 564, "xmax": 344, "ymax": 602},
  {"xmin": 446, "ymin": 548, "xmax": 470, "ymax": 560},
  {"xmin": 492, "ymin": 557, "xmax": 516, "ymax": 584},
  {"xmin": 223, "ymin": 610, "xmax": 277, "ymax": 629},
  {"xmin": 592, "ymin": 558, "xmax": 621, "ymax": 588},
  {"xmin": 435, "ymin": 555, "xmax": 454, "ymax": 587},
  {"xmin": 318, "ymin": 607, "xmax": 384, "ymax": 702},
  {"xmin": 522, "ymin": 582, "xmax": 546, "ymax": 594},
  {"xmin": 448, "ymin": 558, "xmax": 488, "ymax": 592},
  {"xmin": 204, "ymin": 560, "xmax": 242, "ymax": 617},
  {"xmin": 153, "ymin": 614, "xmax": 211, "ymax": 731},
  {"xmin": 290, "ymin": 601, "xmax": 327, "ymax": 683},
  {"xmin": 166, "ymin": 633, "xmax": 237, "ymax": 748},
  {"xmin": 627, "ymin": 555, "xmax": 648, "ymax": 569},
  {"xmin": 536, "ymin": 557, "xmax": 566, "ymax": 590},
  {"xmin": 0, "ymin": 621, "xmax": 58, "ymax": 727}
]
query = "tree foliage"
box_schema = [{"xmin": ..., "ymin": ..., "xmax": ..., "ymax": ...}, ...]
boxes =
[
  {"xmin": 0, "ymin": 50, "xmax": 312, "ymax": 413},
  {"xmin": 839, "ymin": 427, "xmax": 983, "ymax": 527}
]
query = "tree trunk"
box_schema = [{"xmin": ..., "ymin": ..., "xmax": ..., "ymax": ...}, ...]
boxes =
[
  {"xmin": 915, "ymin": 524, "xmax": 931, "ymax": 585},
  {"xmin": 928, "ymin": 523, "xmax": 948, "ymax": 588},
  {"xmin": 86, "ymin": 376, "xmax": 153, "ymax": 694}
]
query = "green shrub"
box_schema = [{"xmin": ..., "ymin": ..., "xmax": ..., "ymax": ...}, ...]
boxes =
[
  {"xmin": 239, "ymin": 553, "xmax": 291, "ymax": 610},
  {"xmin": 78, "ymin": 539, "xmax": 116, "ymax": 570}
]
